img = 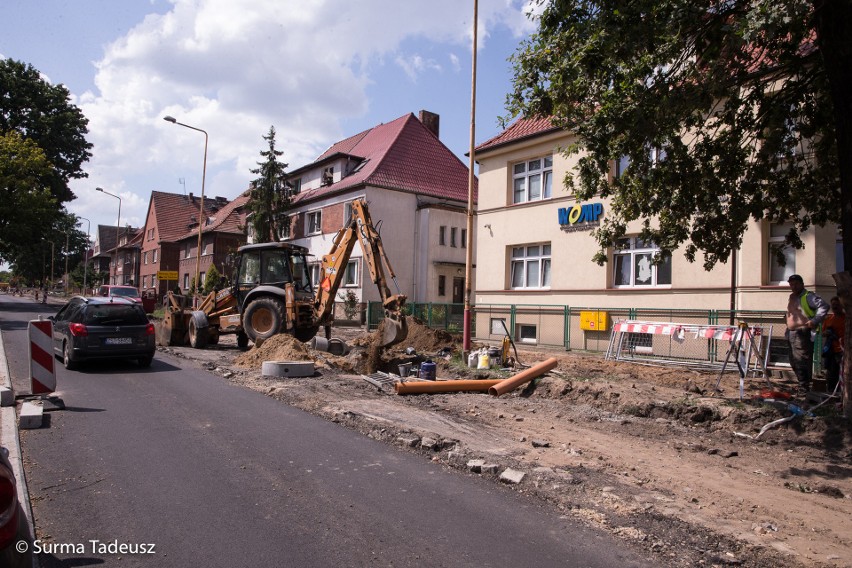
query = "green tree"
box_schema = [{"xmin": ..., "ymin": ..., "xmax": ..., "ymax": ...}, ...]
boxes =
[
  {"xmin": 507, "ymin": 0, "xmax": 852, "ymax": 413},
  {"xmin": 0, "ymin": 59, "xmax": 92, "ymax": 203},
  {"xmin": 0, "ymin": 131, "xmax": 60, "ymax": 269},
  {"xmin": 247, "ymin": 126, "xmax": 292, "ymax": 242},
  {"xmin": 203, "ymin": 264, "xmax": 220, "ymax": 295}
]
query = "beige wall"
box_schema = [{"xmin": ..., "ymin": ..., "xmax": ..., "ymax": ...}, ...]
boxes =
[{"xmin": 473, "ymin": 130, "xmax": 840, "ymax": 330}]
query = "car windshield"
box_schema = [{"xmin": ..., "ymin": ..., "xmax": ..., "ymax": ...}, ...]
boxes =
[
  {"xmin": 83, "ymin": 304, "xmax": 148, "ymax": 325},
  {"xmin": 110, "ymin": 287, "xmax": 139, "ymax": 297}
]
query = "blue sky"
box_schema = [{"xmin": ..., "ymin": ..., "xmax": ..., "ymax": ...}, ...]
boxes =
[{"xmin": 2, "ymin": 0, "xmax": 538, "ymax": 241}]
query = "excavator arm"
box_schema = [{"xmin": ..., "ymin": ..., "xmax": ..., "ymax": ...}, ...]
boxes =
[{"xmin": 314, "ymin": 199, "xmax": 407, "ymax": 346}]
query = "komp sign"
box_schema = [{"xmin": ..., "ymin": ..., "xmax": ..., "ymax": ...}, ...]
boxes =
[{"xmin": 558, "ymin": 203, "xmax": 603, "ymax": 232}]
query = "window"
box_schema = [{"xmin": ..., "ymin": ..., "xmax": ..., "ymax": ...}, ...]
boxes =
[
  {"xmin": 321, "ymin": 166, "xmax": 334, "ymax": 186},
  {"xmin": 142, "ymin": 276, "xmax": 148, "ymax": 289},
  {"xmin": 461, "ymin": 228, "xmax": 467, "ymax": 248},
  {"xmin": 615, "ymin": 155, "xmax": 630, "ymax": 178},
  {"xmin": 343, "ymin": 260, "xmax": 359, "ymax": 287},
  {"xmin": 612, "ymin": 238, "xmax": 671, "ymax": 287},
  {"xmin": 451, "ymin": 227, "xmax": 458, "ymax": 247},
  {"xmin": 143, "ymin": 252, "xmax": 148, "ymax": 265},
  {"xmin": 183, "ymin": 274, "xmax": 189, "ymax": 289},
  {"xmin": 148, "ymin": 228, "xmax": 154, "ymax": 240},
  {"xmin": 310, "ymin": 263, "xmax": 322, "ymax": 288},
  {"xmin": 153, "ymin": 249, "xmax": 158, "ymax": 262},
  {"xmin": 292, "ymin": 178, "xmax": 302, "ymax": 194},
  {"xmin": 307, "ymin": 211, "xmax": 322, "ymax": 234},
  {"xmin": 438, "ymin": 275, "xmax": 446, "ymax": 296},
  {"xmin": 344, "ymin": 202, "xmax": 354, "ymax": 227},
  {"xmin": 203, "ymin": 242, "xmax": 211, "ymax": 255},
  {"xmin": 513, "ymin": 156, "xmax": 553, "ymax": 204},
  {"xmin": 510, "ymin": 244, "xmax": 551, "ymax": 289},
  {"xmin": 490, "ymin": 318, "xmax": 507, "ymax": 335},
  {"xmin": 769, "ymin": 221, "xmax": 796, "ymax": 284},
  {"xmin": 517, "ymin": 324, "xmax": 538, "ymax": 344},
  {"xmin": 200, "ymin": 272, "xmax": 205, "ymax": 286},
  {"xmin": 185, "ymin": 242, "xmax": 191, "ymax": 259},
  {"xmin": 439, "ymin": 226, "xmax": 447, "ymax": 246}
]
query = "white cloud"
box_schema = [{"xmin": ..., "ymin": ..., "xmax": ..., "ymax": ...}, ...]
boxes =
[{"xmin": 66, "ymin": 0, "xmax": 533, "ymax": 226}]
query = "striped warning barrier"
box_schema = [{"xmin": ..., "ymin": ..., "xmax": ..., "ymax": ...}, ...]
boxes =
[
  {"xmin": 612, "ymin": 321, "xmax": 762, "ymax": 341},
  {"xmin": 28, "ymin": 319, "xmax": 56, "ymax": 394}
]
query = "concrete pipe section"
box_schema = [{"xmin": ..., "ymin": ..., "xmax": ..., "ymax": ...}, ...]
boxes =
[{"xmin": 261, "ymin": 361, "xmax": 315, "ymax": 378}]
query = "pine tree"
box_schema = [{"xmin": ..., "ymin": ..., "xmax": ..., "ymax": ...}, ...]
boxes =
[{"xmin": 247, "ymin": 126, "xmax": 291, "ymax": 242}]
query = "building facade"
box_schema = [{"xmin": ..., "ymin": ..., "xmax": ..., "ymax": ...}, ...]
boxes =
[
  {"xmin": 472, "ymin": 117, "xmax": 841, "ymax": 346},
  {"xmin": 279, "ymin": 111, "xmax": 476, "ymax": 309}
]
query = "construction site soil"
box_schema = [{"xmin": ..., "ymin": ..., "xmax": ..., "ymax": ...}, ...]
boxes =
[{"xmin": 156, "ymin": 319, "xmax": 852, "ymax": 568}]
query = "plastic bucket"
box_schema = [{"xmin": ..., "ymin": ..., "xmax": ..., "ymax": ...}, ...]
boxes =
[{"xmin": 420, "ymin": 361, "xmax": 437, "ymax": 381}]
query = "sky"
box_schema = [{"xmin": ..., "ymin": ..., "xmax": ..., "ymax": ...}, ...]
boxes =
[{"xmin": 2, "ymin": 0, "xmax": 540, "ymax": 244}]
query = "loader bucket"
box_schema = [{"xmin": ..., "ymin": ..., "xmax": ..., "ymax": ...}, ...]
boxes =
[
  {"xmin": 380, "ymin": 314, "xmax": 408, "ymax": 347},
  {"xmin": 156, "ymin": 310, "xmax": 189, "ymax": 346}
]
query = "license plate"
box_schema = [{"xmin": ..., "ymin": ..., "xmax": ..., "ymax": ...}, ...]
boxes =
[{"xmin": 105, "ymin": 337, "xmax": 132, "ymax": 345}]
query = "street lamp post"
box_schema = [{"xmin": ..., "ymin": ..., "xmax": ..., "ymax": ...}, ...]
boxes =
[
  {"xmin": 96, "ymin": 187, "xmax": 122, "ymax": 285},
  {"xmin": 78, "ymin": 216, "xmax": 91, "ymax": 294},
  {"xmin": 163, "ymin": 115, "xmax": 208, "ymax": 300}
]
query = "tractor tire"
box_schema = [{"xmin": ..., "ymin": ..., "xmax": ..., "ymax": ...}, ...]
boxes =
[
  {"xmin": 236, "ymin": 331, "xmax": 249, "ymax": 350},
  {"xmin": 188, "ymin": 311, "xmax": 209, "ymax": 348},
  {"xmin": 242, "ymin": 297, "xmax": 285, "ymax": 343}
]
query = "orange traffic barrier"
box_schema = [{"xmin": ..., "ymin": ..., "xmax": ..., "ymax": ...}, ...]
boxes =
[
  {"xmin": 488, "ymin": 357, "xmax": 558, "ymax": 396},
  {"xmin": 395, "ymin": 379, "xmax": 502, "ymax": 395}
]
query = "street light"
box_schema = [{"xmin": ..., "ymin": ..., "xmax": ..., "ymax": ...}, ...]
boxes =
[
  {"xmin": 96, "ymin": 187, "xmax": 122, "ymax": 285},
  {"xmin": 78, "ymin": 216, "xmax": 91, "ymax": 294},
  {"xmin": 163, "ymin": 115, "xmax": 208, "ymax": 298}
]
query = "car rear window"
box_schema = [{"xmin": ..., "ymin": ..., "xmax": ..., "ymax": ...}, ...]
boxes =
[
  {"xmin": 109, "ymin": 287, "xmax": 139, "ymax": 297},
  {"xmin": 83, "ymin": 304, "xmax": 148, "ymax": 325}
]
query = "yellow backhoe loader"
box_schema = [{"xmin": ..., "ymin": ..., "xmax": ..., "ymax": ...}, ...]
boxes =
[{"xmin": 157, "ymin": 199, "xmax": 407, "ymax": 349}]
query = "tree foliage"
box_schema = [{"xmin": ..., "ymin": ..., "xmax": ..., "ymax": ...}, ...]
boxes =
[
  {"xmin": 248, "ymin": 126, "xmax": 292, "ymax": 242},
  {"xmin": 0, "ymin": 131, "xmax": 59, "ymax": 267},
  {"xmin": 507, "ymin": 0, "xmax": 851, "ymax": 271},
  {"xmin": 203, "ymin": 263, "xmax": 221, "ymax": 295},
  {"xmin": 0, "ymin": 58, "xmax": 92, "ymax": 203}
]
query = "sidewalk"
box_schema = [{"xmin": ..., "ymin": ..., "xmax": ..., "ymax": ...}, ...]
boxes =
[{"xmin": 0, "ymin": 298, "xmax": 42, "ymax": 566}]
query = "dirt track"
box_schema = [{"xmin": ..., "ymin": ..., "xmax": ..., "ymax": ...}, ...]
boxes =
[{"xmin": 158, "ymin": 321, "xmax": 852, "ymax": 568}]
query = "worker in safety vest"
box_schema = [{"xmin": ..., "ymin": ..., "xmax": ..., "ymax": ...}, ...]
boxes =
[{"xmin": 785, "ymin": 274, "xmax": 829, "ymax": 394}]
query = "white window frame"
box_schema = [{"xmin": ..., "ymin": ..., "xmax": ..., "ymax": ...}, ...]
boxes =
[
  {"xmin": 307, "ymin": 210, "xmax": 322, "ymax": 235},
  {"xmin": 516, "ymin": 324, "xmax": 538, "ymax": 344},
  {"xmin": 512, "ymin": 156, "xmax": 553, "ymax": 204},
  {"xmin": 510, "ymin": 243, "xmax": 551, "ymax": 290},
  {"xmin": 343, "ymin": 259, "xmax": 359, "ymax": 287},
  {"xmin": 768, "ymin": 221, "xmax": 796, "ymax": 284},
  {"xmin": 612, "ymin": 237, "xmax": 671, "ymax": 288},
  {"xmin": 153, "ymin": 248, "xmax": 158, "ymax": 263},
  {"xmin": 310, "ymin": 263, "xmax": 322, "ymax": 288}
]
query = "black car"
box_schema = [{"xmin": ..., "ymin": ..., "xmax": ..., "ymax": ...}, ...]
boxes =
[
  {"xmin": 51, "ymin": 296, "xmax": 156, "ymax": 369},
  {"xmin": 0, "ymin": 447, "xmax": 31, "ymax": 568}
]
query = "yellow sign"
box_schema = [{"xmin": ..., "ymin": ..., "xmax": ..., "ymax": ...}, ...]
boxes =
[{"xmin": 157, "ymin": 271, "xmax": 178, "ymax": 281}]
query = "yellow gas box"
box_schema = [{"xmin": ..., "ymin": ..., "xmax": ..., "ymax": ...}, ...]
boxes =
[{"xmin": 580, "ymin": 311, "xmax": 609, "ymax": 331}]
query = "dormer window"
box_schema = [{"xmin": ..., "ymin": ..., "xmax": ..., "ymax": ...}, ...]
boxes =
[{"xmin": 321, "ymin": 167, "xmax": 334, "ymax": 186}]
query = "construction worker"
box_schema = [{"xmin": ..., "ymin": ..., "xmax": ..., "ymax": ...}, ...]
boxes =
[
  {"xmin": 785, "ymin": 274, "xmax": 829, "ymax": 395},
  {"xmin": 822, "ymin": 296, "xmax": 845, "ymax": 394}
]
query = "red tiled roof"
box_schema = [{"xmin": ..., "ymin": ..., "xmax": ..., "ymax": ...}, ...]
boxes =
[
  {"xmin": 475, "ymin": 116, "xmax": 561, "ymax": 153},
  {"xmin": 149, "ymin": 191, "xmax": 225, "ymax": 243},
  {"xmin": 174, "ymin": 191, "xmax": 249, "ymax": 241},
  {"xmin": 293, "ymin": 113, "xmax": 475, "ymax": 204}
]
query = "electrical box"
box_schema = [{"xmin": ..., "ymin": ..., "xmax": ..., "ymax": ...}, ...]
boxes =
[{"xmin": 580, "ymin": 311, "xmax": 609, "ymax": 331}]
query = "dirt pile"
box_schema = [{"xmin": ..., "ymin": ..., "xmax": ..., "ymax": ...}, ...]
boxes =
[{"xmin": 234, "ymin": 333, "xmax": 313, "ymax": 368}]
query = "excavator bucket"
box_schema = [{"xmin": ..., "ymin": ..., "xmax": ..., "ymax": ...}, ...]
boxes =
[{"xmin": 380, "ymin": 314, "xmax": 408, "ymax": 347}]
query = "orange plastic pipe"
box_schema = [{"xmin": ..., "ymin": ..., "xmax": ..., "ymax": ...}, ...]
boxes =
[
  {"xmin": 488, "ymin": 357, "xmax": 558, "ymax": 396},
  {"xmin": 395, "ymin": 379, "xmax": 502, "ymax": 395}
]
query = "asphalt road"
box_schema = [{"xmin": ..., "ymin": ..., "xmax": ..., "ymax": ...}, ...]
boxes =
[{"xmin": 0, "ymin": 295, "xmax": 655, "ymax": 568}]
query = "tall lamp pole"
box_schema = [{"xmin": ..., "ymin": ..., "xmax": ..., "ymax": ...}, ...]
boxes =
[
  {"xmin": 96, "ymin": 187, "xmax": 122, "ymax": 285},
  {"xmin": 163, "ymin": 115, "xmax": 208, "ymax": 299},
  {"xmin": 78, "ymin": 216, "xmax": 91, "ymax": 294},
  {"xmin": 463, "ymin": 0, "xmax": 479, "ymax": 354}
]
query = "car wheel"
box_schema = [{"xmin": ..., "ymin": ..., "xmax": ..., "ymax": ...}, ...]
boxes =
[
  {"xmin": 138, "ymin": 355, "xmax": 154, "ymax": 368},
  {"xmin": 63, "ymin": 341, "xmax": 78, "ymax": 370}
]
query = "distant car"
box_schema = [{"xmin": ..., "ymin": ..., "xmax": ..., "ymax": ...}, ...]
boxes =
[
  {"xmin": 98, "ymin": 284, "xmax": 142, "ymax": 303},
  {"xmin": 0, "ymin": 448, "xmax": 31, "ymax": 568},
  {"xmin": 50, "ymin": 296, "xmax": 156, "ymax": 369}
]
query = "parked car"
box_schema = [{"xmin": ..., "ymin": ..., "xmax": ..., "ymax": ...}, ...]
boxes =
[
  {"xmin": 0, "ymin": 448, "xmax": 31, "ymax": 568},
  {"xmin": 97, "ymin": 285, "xmax": 156, "ymax": 313},
  {"xmin": 50, "ymin": 296, "xmax": 156, "ymax": 369}
]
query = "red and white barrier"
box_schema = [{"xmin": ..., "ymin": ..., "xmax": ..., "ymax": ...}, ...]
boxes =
[
  {"xmin": 28, "ymin": 319, "xmax": 56, "ymax": 394},
  {"xmin": 613, "ymin": 320, "xmax": 761, "ymax": 341}
]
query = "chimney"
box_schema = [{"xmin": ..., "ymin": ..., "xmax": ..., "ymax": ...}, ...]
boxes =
[{"xmin": 418, "ymin": 110, "xmax": 439, "ymax": 139}]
